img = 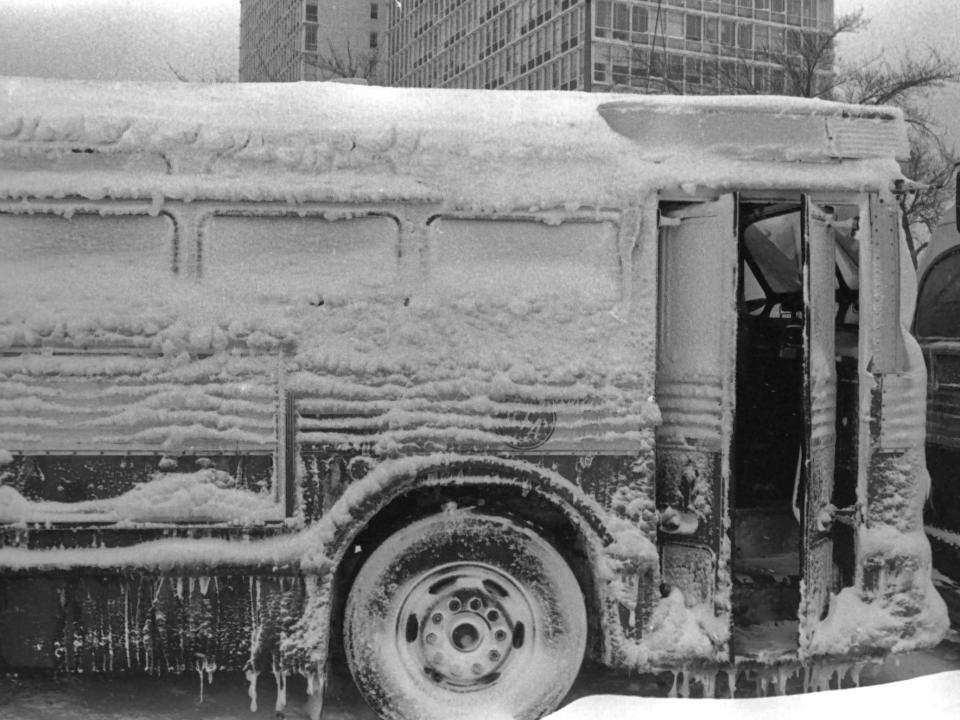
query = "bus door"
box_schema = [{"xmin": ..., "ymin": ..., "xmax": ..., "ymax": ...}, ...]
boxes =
[
  {"xmin": 799, "ymin": 198, "xmax": 838, "ymax": 653},
  {"xmin": 656, "ymin": 194, "xmax": 738, "ymax": 637}
]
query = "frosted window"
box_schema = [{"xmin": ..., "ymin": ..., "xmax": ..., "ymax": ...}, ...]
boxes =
[
  {"xmin": 203, "ymin": 215, "xmax": 398, "ymax": 301},
  {"xmin": 0, "ymin": 212, "xmax": 174, "ymax": 326},
  {"xmin": 428, "ymin": 219, "xmax": 621, "ymax": 305}
]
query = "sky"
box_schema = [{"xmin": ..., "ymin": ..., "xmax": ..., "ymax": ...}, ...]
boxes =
[
  {"xmin": 834, "ymin": 0, "xmax": 960, "ymax": 145},
  {"xmin": 0, "ymin": 0, "xmax": 239, "ymax": 83},
  {"xmin": 0, "ymin": 0, "xmax": 958, "ymax": 142}
]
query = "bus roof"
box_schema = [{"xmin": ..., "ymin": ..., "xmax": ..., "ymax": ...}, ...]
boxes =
[{"xmin": 0, "ymin": 76, "xmax": 909, "ymax": 209}]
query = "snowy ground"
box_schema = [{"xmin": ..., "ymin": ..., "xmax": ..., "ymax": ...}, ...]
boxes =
[
  {"xmin": 551, "ymin": 670, "xmax": 960, "ymax": 720},
  {"xmin": 2, "ymin": 577, "xmax": 958, "ymax": 719},
  {"xmin": 2, "ymin": 630, "xmax": 959, "ymax": 720}
]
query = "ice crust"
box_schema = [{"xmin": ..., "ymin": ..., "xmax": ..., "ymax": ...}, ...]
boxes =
[{"xmin": 0, "ymin": 468, "xmax": 278, "ymax": 525}]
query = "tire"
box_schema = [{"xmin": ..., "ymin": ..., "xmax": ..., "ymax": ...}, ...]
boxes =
[{"xmin": 343, "ymin": 509, "xmax": 587, "ymax": 720}]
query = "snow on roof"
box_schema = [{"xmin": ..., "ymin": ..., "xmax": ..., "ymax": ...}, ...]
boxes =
[{"xmin": 0, "ymin": 77, "xmax": 907, "ymax": 209}]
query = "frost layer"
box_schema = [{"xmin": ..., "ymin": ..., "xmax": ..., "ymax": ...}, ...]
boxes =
[{"xmin": 0, "ymin": 468, "xmax": 278, "ymax": 525}]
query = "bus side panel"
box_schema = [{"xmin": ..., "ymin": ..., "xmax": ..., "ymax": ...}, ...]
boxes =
[{"xmin": 0, "ymin": 573, "xmax": 302, "ymax": 674}]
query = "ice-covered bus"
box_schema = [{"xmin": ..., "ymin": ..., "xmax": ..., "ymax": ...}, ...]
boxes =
[{"xmin": 0, "ymin": 77, "xmax": 948, "ymax": 719}]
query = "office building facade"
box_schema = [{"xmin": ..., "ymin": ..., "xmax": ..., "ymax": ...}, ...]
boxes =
[
  {"xmin": 240, "ymin": 0, "xmax": 387, "ymax": 83},
  {"xmin": 240, "ymin": 1, "xmax": 834, "ymax": 96},
  {"xmin": 386, "ymin": 0, "xmax": 834, "ymax": 93}
]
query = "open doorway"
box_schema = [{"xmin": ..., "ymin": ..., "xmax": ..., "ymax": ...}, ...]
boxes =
[{"xmin": 731, "ymin": 198, "xmax": 860, "ymax": 660}]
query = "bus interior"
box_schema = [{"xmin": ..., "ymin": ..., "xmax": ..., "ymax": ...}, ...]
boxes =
[{"xmin": 731, "ymin": 199, "xmax": 861, "ymax": 658}]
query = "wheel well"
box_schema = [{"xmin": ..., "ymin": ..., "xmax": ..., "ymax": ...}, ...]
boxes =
[{"xmin": 326, "ymin": 480, "xmax": 605, "ymax": 666}]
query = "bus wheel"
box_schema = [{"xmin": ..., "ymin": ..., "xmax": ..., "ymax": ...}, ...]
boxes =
[{"xmin": 343, "ymin": 509, "xmax": 587, "ymax": 720}]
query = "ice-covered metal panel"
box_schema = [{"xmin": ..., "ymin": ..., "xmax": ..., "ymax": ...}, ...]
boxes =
[
  {"xmin": 826, "ymin": 115, "xmax": 910, "ymax": 162},
  {"xmin": 601, "ymin": 102, "xmax": 906, "ymax": 161},
  {"xmin": 0, "ymin": 354, "xmax": 278, "ymax": 454},
  {"xmin": 878, "ymin": 370, "xmax": 928, "ymax": 451}
]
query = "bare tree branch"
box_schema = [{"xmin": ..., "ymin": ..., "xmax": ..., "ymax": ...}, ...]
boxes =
[
  {"xmin": 166, "ymin": 60, "xmax": 236, "ymax": 84},
  {"xmin": 303, "ymin": 39, "xmax": 380, "ymax": 83},
  {"xmin": 166, "ymin": 61, "xmax": 191, "ymax": 83}
]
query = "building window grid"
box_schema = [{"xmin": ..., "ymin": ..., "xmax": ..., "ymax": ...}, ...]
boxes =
[
  {"xmin": 384, "ymin": 0, "xmax": 830, "ymax": 91},
  {"xmin": 388, "ymin": 1, "xmax": 584, "ymax": 89},
  {"xmin": 589, "ymin": 0, "xmax": 830, "ymax": 93}
]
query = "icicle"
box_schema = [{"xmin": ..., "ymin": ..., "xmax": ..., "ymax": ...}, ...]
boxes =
[
  {"xmin": 773, "ymin": 665, "xmax": 789, "ymax": 695},
  {"xmin": 850, "ymin": 661, "xmax": 864, "ymax": 688},
  {"xmin": 175, "ymin": 577, "xmax": 184, "ymax": 600},
  {"xmin": 836, "ymin": 663, "xmax": 850, "ymax": 689},
  {"xmin": 245, "ymin": 660, "xmax": 260, "ymax": 712},
  {"xmin": 805, "ymin": 660, "xmax": 836, "ymax": 693},
  {"xmin": 305, "ymin": 669, "xmax": 325, "ymax": 720},
  {"xmin": 695, "ymin": 668, "xmax": 717, "ymax": 698},
  {"xmin": 194, "ymin": 652, "xmax": 217, "ymax": 703},
  {"xmin": 667, "ymin": 670, "xmax": 678, "ymax": 698},
  {"xmin": 199, "ymin": 576, "xmax": 211, "ymax": 596},
  {"xmin": 196, "ymin": 654, "xmax": 207, "ymax": 703},
  {"xmin": 106, "ymin": 624, "xmax": 114, "ymax": 674},
  {"xmin": 272, "ymin": 655, "xmax": 288, "ymax": 713},
  {"xmin": 678, "ymin": 667, "xmax": 691, "ymax": 698},
  {"xmin": 244, "ymin": 577, "xmax": 264, "ymax": 713}
]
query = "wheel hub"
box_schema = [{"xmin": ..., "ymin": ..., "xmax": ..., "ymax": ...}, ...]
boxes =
[{"xmin": 398, "ymin": 563, "xmax": 533, "ymax": 690}]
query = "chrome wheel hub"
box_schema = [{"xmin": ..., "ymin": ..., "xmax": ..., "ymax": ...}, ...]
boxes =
[{"xmin": 397, "ymin": 562, "xmax": 533, "ymax": 690}]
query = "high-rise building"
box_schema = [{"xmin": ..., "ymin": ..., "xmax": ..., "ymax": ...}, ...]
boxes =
[
  {"xmin": 387, "ymin": 0, "xmax": 834, "ymax": 93},
  {"xmin": 240, "ymin": 0, "xmax": 387, "ymax": 83},
  {"xmin": 240, "ymin": 1, "xmax": 835, "ymax": 96}
]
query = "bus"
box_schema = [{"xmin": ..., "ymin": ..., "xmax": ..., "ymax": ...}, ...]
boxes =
[
  {"xmin": 0, "ymin": 77, "xmax": 948, "ymax": 719},
  {"xmin": 916, "ymin": 200, "xmax": 960, "ymax": 597}
]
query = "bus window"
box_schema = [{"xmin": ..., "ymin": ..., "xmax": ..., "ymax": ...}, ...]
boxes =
[
  {"xmin": 202, "ymin": 214, "xmax": 400, "ymax": 303},
  {"xmin": 0, "ymin": 212, "xmax": 174, "ymax": 347},
  {"xmin": 427, "ymin": 218, "xmax": 621, "ymax": 306},
  {"xmin": 916, "ymin": 247, "xmax": 960, "ymax": 338}
]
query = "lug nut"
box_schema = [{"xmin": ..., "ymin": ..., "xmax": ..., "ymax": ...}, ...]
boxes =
[
  {"xmin": 488, "ymin": 649, "xmax": 501, "ymax": 662},
  {"xmin": 425, "ymin": 633, "xmax": 438, "ymax": 645},
  {"xmin": 494, "ymin": 630, "xmax": 507, "ymax": 642},
  {"xmin": 469, "ymin": 598, "xmax": 482, "ymax": 611},
  {"xmin": 432, "ymin": 613, "xmax": 443, "ymax": 624},
  {"xmin": 472, "ymin": 663, "xmax": 483, "ymax": 675},
  {"xmin": 448, "ymin": 599, "xmax": 461, "ymax": 612},
  {"xmin": 486, "ymin": 609, "xmax": 500, "ymax": 622}
]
